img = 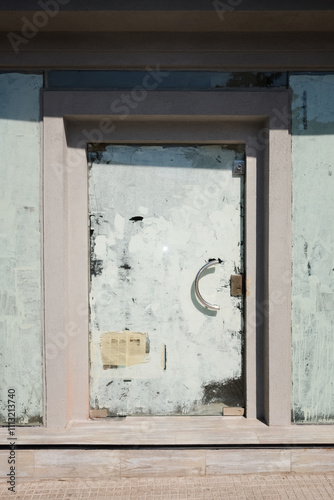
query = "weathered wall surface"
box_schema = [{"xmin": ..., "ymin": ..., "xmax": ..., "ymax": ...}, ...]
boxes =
[
  {"xmin": 0, "ymin": 73, "xmax": 43, "ymax": 425},
  {"xmin": 291, "ymin": 75, "xmax": 334, "ymax": 423}
]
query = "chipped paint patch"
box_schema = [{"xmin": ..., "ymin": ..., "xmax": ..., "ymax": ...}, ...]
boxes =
[{"xmin": 100, "ymin": 331, "xmax": 150, "ymax": 368}]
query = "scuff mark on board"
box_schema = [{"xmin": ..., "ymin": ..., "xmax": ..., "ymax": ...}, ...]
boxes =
[
  {"xmin": 0, "ymin": 292, "xmax": 17, "ymax": 316},
  {"xmin": 307, "ymin": 261, "xmax": 311, "ymax": 276},
  {"xmin": 304, "ymin": 242, "xmax": 308, "ymax": 258}
]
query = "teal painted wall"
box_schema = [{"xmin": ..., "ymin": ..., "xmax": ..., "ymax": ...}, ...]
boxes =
[
  {"xmin": 291, "ymin": 74, "xmax": 334, "ymax": 423},
  {"xmin": 0, "ymin": 73, "xmax": 43, "ymax": 425}
]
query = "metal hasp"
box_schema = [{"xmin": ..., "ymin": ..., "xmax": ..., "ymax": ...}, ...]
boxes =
[
  {"xmin": 194, "ymin": 259, "xmax": 222, "ymax": 311},
  {"xmin": 233, "ymin": 160, "xmax": 245, "ymax": 175},
  {"xmin": 230, "ymin": 274, "xmax": 243, "ymax": 296}
]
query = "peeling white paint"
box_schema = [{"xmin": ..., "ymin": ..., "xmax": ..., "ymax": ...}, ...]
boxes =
[
  {"xmin": 114, "ymin": 213, "xmax": 125, "ymax": 239},
  {"xmin": 92, "ymin": 235, "xmax": 106, "ymax": 259},
  {"xmin": 89, "ymin": 145, "xmax": 244, "ymax": 416},
  {"xmin": 0, "ymin": 74, "xmax": 43, "ymax": 425},
  {"xmin": 291, "ymin": 75, "xmax": 334, "ymax": 423}
]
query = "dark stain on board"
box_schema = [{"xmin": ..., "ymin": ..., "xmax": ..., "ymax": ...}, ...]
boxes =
[
  {"xmin": 220, "ymin": 144, "xmax": 245, "ymax": 155},
  {"xmin": 307, "ymin": 261, "xmax": 311, "ymax": 276},
  {"xmin": 234, "ymin": 264, "xmax": 242, "ymax": 274},
  {"xmin": 163, "ymin": 344, "xmax": 167, "ymax": 370},
  {"xmin": 129, "ymin": 216, "xmax": 144, "ymax": 222},
  {"xmin": 302, "ymin": 90, "xmax": 308, "ymax": 130},
  {"xmin": 202, "ymin": 378, "xmax": 244, "ymax": 407},
  {"xmin": 292, "ymin": 406, "xmax": 305, "ymax": 423},
  {"xmin": 119, "ymin": 263, "xmax": 131, "ymax": 270},
  {"xmin": 292, "ymin": 406, "xmax": 334, "ymax": 423},
  {"xmin": 146, "ymin": 336, "xmax": 151, "ymax": 354},
  {"xmin": 23, "ymin": 415, "xmax": 43, "ymax": 426},
  {"xmin": 91, "ymin": 259, "xmax": 103, "ymax": 277},
  {"xmin": 7, "ymin": 407, "xmax": 39, "ymax": 426},
  {"xmin": 90, "ymin": 215, "xmax": 104, "ymax": 277},
  {"xmin": 87, "ymin": 145, "xmax": 107, "ymax": 167},
  {"xmin": 222, "ymin": 72, "xmax": 285, "ymax": 89},
  {"xmin": 119, "ymin": 250, "xmax": 132, "ymax": 280},
  {"xmin": 88, "ymin": 143, "xmax": 107, "ymax": 152},
  {"xmin": 304, "ymin": 242, "xmax": 308, "ymax": 258},
  {"xmin": 208, "ymin": 257, "xmax": 222, "ymax": 263}
]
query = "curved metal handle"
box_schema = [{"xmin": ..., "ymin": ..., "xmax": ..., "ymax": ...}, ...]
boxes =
[{"xmin": 194, "ymin": 259, "xmax": 221, "ymax": 311}]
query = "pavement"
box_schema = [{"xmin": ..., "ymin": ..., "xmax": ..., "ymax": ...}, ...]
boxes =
[{"xmin": 1, "ymin": 474, "xmax": 334, "ymax": 499}]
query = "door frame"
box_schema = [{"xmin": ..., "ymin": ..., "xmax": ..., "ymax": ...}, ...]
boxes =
[{"xmin": 42, "ymin": 89, "xmax": 291, "ymax": 433}]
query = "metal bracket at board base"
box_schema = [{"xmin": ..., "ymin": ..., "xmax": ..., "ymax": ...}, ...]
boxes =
[{"xmin": 233, "ymin": 160, "xmax": 245, "ymax": 175}]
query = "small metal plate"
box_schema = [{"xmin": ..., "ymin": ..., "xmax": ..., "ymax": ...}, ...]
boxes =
[
  {"xmin": 230, "ymin": 274, "xmax": 243, "ymax": 296},
  {"xmin": 233, "ymin": 160, "xmax": 245, "ymax": 175},
  {"xmin": 223, "ymin": 407, "xmax": 245, "ymax": 416}
]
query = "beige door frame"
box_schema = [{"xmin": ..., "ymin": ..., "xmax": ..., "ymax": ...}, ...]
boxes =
[{"xmin": 41, "ymin": 90, "xmax": 291, "ymax": 435}]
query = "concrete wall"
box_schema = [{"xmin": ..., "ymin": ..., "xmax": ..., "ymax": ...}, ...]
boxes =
[
  {"xmin": 0, "ymin": 73, "xmax": 43, "ymax": 425},
  {"xmin": 291, "ymin": 74, "xmax": 334, "ymax": 423}
]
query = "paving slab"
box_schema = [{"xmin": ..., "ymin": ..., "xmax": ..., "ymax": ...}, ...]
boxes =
[{"xmin": 0, "ymin": 474, "xmax": 334, "ymax": 499}]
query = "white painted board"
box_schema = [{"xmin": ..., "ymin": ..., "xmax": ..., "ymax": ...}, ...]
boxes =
[{"xmin": 89, "ymin": 145, "xmax": 244, "ymax": 416}]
